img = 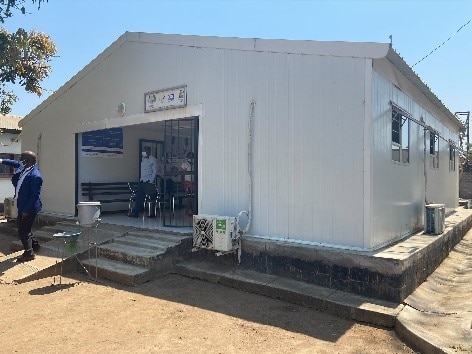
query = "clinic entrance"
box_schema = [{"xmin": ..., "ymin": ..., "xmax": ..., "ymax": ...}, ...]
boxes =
[{"xmin": 161, "ymin": 117, "xmax": 198, "ymax": 227}]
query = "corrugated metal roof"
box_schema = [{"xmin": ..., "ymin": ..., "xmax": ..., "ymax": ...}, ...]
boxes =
[
  {"xmin": 386, "ymin": 47, "xmax": 463, "ymax": 129},
  {"xmin": 0, "ymin": 114, "xmax": 22, "ymax": 130},
  {"xmin": 20, "ymin": 32, "xmax": 461, "ymax": 130}
]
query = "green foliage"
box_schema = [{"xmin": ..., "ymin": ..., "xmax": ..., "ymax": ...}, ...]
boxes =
[
  {"xmin": 0, "ymin": 28, "xmax": 56, "ymax": 114},
  {"xmin": 0, "ymin": 0, "xmax": 47, "ymax": 23},
  {"xmin": 0, "ymin": 0, "xmax": 55, "ymax": 115}
]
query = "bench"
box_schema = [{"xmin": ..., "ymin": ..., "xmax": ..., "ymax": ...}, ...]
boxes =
[{"xmin": 80, "ymin": 182, "xmax": 137, "ymax": 206}]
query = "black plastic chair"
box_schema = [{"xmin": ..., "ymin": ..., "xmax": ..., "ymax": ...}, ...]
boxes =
[{"xmin": 128, "ymin": 182, "xmax": 137, "ymax": 214}]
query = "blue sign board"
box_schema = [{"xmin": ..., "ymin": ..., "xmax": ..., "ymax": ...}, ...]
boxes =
[{"xmin": 81, "ymin": 128, "xmax": 123, "ymax": 158}]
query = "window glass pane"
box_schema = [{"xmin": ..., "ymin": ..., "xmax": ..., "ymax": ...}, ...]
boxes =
[
  {"xmin": 435, "ymin": 137, "xmax": 439, "ymax": 168},
  {"xmin": 430, "ymin": 134, "xmax": 439, "ymax": 168},
  {"xmin": 401, "ymin": 117, "xmax": 409, "ymax": 163},
  {"xmin": 449, "ymin": 145, "xmax": 455, "ymax": 171},
  {"xmin": 392, "ymin": 111, "xmax": 400, "ymax": 144},
  {"xmin": 0, "ymin": 154, "xmax": 14, "ymax": 175},
  {"xmin": 392, "ymin": 144, "xmax": 400, "ymax": 162},
  {"xmin": 430, "ymin": 133, "xmax": 435, "ymax": 155},
  {"xmin": 0, "ymin": 165, "xmax": 10, "ymax": 175}
]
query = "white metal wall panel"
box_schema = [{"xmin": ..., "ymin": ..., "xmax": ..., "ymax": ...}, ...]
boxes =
[
  {"xmin": 0, "ymin": 132, "xmax": 21, "ymax": 202},
  {"xmin": 242, "ymin": 53, "xmax": 367, "ymax": 248},
  {"xmin": 370, "ymin": 71, "xmax": 459, "ymax": 249},
  {"xmin": 371, "ymin": 74, "xmax": 424, "ymax": 248},
  {"xmin": 22, "ymin": 37, "xmax": 371, "ymax": 248}
]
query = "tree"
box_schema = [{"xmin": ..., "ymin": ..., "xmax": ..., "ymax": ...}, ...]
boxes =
[
  {"xmin": 0, "ymin": 0, "xmax": 47, "ymax": 23},
  {"xmin": 0, "ymin": 0, "xmax": 56, "ymax": 114}
]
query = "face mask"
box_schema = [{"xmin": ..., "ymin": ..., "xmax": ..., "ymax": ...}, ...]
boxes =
[{"xmin": 141, "ymin": 152, "xmax": 147, "ymax": 157}]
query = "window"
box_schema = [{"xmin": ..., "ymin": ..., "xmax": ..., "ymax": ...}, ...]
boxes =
[
  {"xmin": 391, "ymin": 107, "xmax": 409, "ymax": 163},
  {"xmin": 430, "ymin": 132, "xmax": 439, "ymax": 169},
  {"xmin": 449, "ymin": 144, "xmax": 456, "ymax": 171},
  {"xmin": 0, "ymin": 154, "xmax": 19, "ymax": 176}
]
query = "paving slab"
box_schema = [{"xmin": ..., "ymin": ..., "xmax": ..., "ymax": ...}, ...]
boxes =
[{"xmin": 396, "ymin": 225, "xmax": 472, "ymax": 353}]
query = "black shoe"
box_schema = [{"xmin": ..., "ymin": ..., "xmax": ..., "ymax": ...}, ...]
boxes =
[
  {"xmin": 149, "ymin": 214, "xmax": 156, "ymax": 218},
  {"xmin": 127, "ymin": 212, "xmax": 138, "ymax": 218},
  {"xmin": 32, "ymin": 239, "xmax": 40, "ymax": 253},
  {"xmin": 16, "ymin": 253, "xmax": 35, "ymax": 262}
]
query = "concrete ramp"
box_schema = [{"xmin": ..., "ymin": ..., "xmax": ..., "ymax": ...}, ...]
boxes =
[{"xmin": 0, "ymin": 247, "xmax": 63, "ymax": 284}]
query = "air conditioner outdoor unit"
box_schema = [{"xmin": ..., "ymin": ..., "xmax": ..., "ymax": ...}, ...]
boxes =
[
  {"xmin": 193, "ymin": 214, "xmax": 239, "ymax": 252},
  {"xmin": 4, "ymin": 197, "xmax": 17, "ymax": 219},
  {"xmin": 425, "ymin": 204, "xmax": 445, "ymax": 235}
]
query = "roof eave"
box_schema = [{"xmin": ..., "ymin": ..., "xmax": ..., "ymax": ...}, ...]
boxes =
[{"xmin": 386, "ymin": 46, "xmax": 463, "ymax": 130}]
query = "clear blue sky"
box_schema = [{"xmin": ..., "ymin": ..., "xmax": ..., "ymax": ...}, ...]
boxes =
[{"xmin": 3, "ymin": 0, "xmax": 472, "ymax": 118}]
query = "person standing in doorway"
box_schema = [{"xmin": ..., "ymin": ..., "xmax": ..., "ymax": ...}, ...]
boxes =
[
  {"xmin": 128, "ymin": 146, "xmax": 158, "ymax": 217},
  {"xmin": 0, "ymin": 151, "xmax": 43, "ymax": 262},
  {"xmin": 180, "ymin": 151, "xmax": 195, "ymax": 217}
]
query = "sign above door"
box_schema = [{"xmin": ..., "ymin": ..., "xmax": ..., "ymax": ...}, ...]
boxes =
[{"xmin": 145, "ymin": 85, "xmax": 187, "ymax": 112}]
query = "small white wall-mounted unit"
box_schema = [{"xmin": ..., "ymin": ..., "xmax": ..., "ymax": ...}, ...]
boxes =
[
  {"xmin": 425, "ymin": 204, "xmax": 445, "ymax": 235},
  {"xmin": 193, "ymin": 215, "xmax": 239, "ymax": 252},
  {"xmin": 3, "ymin": 197, "xmax": 17, "ymax": 219}
]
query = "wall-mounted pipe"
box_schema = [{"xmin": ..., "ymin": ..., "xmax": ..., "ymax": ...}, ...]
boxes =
[{"xmin": 236, "ymin": 100, "xmax": 256, "ymax": 236}]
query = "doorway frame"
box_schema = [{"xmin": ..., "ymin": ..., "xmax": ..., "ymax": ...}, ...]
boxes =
[{"xmin": 162, "ymin": 116, "xmax": 199, "ymax": 227}]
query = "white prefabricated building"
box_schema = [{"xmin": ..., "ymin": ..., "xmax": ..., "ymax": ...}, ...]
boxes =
[
  {"xmin": 19, "ymin": 32, "xmax": 462, "ymax": 251},
  {"xmin": 0, "ymin": 115, "xmax": 22, "ymax": 202}
]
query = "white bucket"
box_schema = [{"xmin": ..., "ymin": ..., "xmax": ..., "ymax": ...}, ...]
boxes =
[{"xmin": 77, "ymin": 202, "xmax": 101, "ymax": 226}]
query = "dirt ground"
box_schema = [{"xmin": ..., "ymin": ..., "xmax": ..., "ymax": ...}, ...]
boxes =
[{"xmin": 0, "ymin": 232, "xmax": 415, "ymax": 353}]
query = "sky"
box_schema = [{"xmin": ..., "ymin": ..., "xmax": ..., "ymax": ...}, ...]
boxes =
[{"xmin": 2, "ymin": 0, "xmax": 472, "ymax": 120}]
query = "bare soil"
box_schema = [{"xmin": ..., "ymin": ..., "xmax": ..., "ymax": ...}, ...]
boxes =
[{"xmin": 0, "ymin": 232, "xmax": 415, "ymax": 353}]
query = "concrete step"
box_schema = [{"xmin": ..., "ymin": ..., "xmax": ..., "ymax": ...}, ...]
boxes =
[
  {"xmin": 10, "ymin": 240, "xmax": 22, "ymax": 252},
  {"xmin": 55, "ymin": 219, "xmax": 80, "ymax": 226},
  {"xmin": 126, "ymin": 230, "xmax": 191, "ymax": 242},
  {"xmin": 41, "ymin": 224, "xmax": 81, "ymax": 234},
  {"xmin": 174, "ymin": 260, "xmax": 402, "ymax": 328},
  {"xmin": 32, "ymin": 230, "xmax": 57, "ymax": 241},
  {"xmin": 115, "ymin": 235, "xmax": 181, "ymax": 250},
  {"xmin": 80, "ymin": 257, "xmax": 154, "ymax": 286},
  {"xmin": 0, "ymin": 220, "xmax": 19, "ymax": 235},
  {"xmin": 98, "ymin": 242, "xmax": 166, "ymax": 267}
]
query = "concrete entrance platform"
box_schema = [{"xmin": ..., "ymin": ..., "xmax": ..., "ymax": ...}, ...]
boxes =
[{"xmin": 235, "ymin": 207, "xmax": 472, "ymax": 302}]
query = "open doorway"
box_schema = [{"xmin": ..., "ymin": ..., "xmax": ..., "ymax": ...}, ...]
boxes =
[{"xmin": 161, "ymin": 117, "xmax": 198, "ymax": 227}]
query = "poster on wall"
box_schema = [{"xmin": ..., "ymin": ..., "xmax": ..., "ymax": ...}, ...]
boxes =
[{"xmin": 81, "ymin": 128, "xmax": 123, "ymax": 158}]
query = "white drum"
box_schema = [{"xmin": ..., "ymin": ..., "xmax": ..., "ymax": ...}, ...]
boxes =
[{"xmin": 77, "ymin": 202, "xmax": 101, "ymax": 226}]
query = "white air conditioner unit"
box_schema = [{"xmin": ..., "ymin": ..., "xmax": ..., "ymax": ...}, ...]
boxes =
[
  {"xmin": 193, "ymin": 214, "xmax": 239, "ymax": 252},
  {"xmin": 4, "ymin": 197, "xmax": 17, "ymax": 219},
  {"xmin": 425, "ymin": 204, "xmax": 445, "ymax": 235}
]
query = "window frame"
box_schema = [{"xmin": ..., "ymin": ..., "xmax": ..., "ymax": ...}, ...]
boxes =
[
  {"xmin": 391, "ymin": 106, "xmax": 410, "ymax": 164},
  {"xmin": 0, "ymin": 154, "xmax": 19, "ymax": 177},
  {"xmin": 449, "ymin": 144, "xmax": 456, "ymax": 172},
  {"xmin": 429, "ymin": 131, "xmax": 439, "ymax": 169}
]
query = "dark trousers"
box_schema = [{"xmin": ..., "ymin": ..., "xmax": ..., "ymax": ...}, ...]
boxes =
[
  {"xmin": 17, "ymin": 213, "xmax": 37, "ymax": 255},
  {"xmin": 131, "ymin": 182, "xmax": 157, "ymax": 214}
]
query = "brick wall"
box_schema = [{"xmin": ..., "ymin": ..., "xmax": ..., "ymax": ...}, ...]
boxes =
[{"xmin": 460, "ymin": 172, "xmax": 472, "ymax": 198}]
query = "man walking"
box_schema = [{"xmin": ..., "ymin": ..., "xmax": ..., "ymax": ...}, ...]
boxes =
[{"xmin": 0, "ymin": 151, "xmax": 43, "ymax": 262}]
